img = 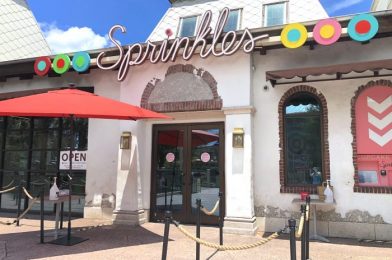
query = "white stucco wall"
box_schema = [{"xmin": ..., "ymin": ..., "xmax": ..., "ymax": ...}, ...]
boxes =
[
  {"xmin": 115, "ymin": 52, "xmax": 253, "ymax": 214},
  {"xmin": 252, "ymin": 37, "xmax": 392, "ymax": 223}
]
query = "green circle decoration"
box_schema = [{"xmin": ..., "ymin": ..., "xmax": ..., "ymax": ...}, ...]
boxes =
[{"xmin": 52, "ymin": 54, "xmax": 71, "ymax": 74}]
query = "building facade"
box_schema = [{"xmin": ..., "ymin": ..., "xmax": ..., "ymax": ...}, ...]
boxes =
[{"xmin": 0, "ymin": 0, "xmax": 392, "ymax": 240}]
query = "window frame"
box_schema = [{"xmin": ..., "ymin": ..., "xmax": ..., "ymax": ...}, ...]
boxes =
[
  {"xmin": 278, "ymin": 86, "xmax": 330, "ymax": 194},
  {"xmin": 177, "ymin": 15, "xmax": 199, "ymax": 38},
  {"xmin": 223, "ymin": 8, "xmax": 242, "ymax": 32},
  {"xmin": 283, "ymin": 93, "xmax": 325, "ymax": 187},
  {"xmin": 263, "ymin": 1, "xmax": 288, "ymax": 27}
]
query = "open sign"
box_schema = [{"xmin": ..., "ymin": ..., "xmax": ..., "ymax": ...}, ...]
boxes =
[{"xmin": 60, "ymin": 151, "xmax": 87, "ymax": 170}]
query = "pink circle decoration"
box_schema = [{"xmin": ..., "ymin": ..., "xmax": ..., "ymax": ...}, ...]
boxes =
[
  {"xmin": 165, "ymin": 28, "xmax": 173, "ymax": 38},
  {"xmin": 313, "ymin": 19, "xmax": 342, "ymax": 46}
]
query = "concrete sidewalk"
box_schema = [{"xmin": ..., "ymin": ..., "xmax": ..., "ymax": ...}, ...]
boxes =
[{"xmin": 0, "ymin": 216, "xmax": 391, "ymax": 260}]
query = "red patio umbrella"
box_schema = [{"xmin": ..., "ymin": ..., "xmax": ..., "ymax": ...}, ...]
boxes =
[{"xmin": 0, "ymin": 87, "xmax": 170, "ymax": 245}]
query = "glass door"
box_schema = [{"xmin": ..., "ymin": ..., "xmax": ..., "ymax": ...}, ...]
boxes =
[{"xmin": 151, "ymin": 123, "xmax": 224, "ymax": 225}]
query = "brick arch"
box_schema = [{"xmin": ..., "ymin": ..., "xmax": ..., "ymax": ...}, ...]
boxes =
[
  {"xmin": 140, "ymin": 64, "xmax": 222, "ymax": 112},
  {"xmin": 278, "ymin": 85, "xmax": 330, "ymax": 194},
  {"xmin": 351, "ymin": 79, "xmax": 392, "ymax": 194}
]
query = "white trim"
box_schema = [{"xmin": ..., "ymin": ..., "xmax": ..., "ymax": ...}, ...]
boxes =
[{"xmin": 223, "ymin": 106, "xmax": 256, "ymax": 115}]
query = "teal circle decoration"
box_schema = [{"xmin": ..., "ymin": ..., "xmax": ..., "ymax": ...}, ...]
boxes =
[
  {"xmin": 348, "ymin": 14, "xmax": 378, "ymax": 42},
  {"xmin": 72, "ymin": 52, "xmax": 91, "ymax": 72},
  {"xmin": 34, "ymin": 56, "xmax": 51, "ymax": 76},
  {"xmin": 288, "ymin": 29, "xmax": 301, "ymax": 42}
]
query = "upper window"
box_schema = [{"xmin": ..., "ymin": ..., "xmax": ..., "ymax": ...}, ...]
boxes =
[
  {"xmin": 223, "ymin": 9, "xmax": 241, "ymax": 32},
  {"xmin": 178, "ymin": 16, "xmax": 198, "ymax": 37},
  {"xmin": 284, "ymin": 93, "xmax": 323, "ymax": 186},
  {"xmin": 264, "ymin": 2, "xmax": 287, "ymax": 27}
]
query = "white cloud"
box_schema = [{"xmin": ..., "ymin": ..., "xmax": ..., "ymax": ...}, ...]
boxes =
[
  {"xmin": 40, "ymin": 23, "xmax": 111, "ymax": 54},
  {"xmin": 328, "ymin": 0, "xmax": 366, "ymax": 13}
]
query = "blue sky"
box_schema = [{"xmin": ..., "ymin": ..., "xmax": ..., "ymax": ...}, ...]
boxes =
[{"xmin": 28, "ymin": 0, "xmax": 373, "ymax": 54}]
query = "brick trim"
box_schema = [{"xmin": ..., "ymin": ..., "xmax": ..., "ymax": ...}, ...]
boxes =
[
  {"xmin": 351, "ymin": 79, "xmax": 392, "ymax": 194},
  {"xmin": 278, "ymin": 85, "xmax": 330, "ymax": 194},
  {"xmin": 140, "ymin": 64, "xmax": 222, "ymax": 112}
]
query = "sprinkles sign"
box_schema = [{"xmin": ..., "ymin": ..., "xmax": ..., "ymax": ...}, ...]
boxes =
[{"xmin": 33, "ymin": 10, "xmax": 380, "ymax": 79}]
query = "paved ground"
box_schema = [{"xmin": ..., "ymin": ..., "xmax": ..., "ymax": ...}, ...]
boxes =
[{"xmin": 0, "ymin": 214, "xmax": 391, "ymax": 260}]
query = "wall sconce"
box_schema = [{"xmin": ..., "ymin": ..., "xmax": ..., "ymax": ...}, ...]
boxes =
[
  {"xmin": 233, "ymin": 128, "xmax": 244, "ymax": 148},
  {"xmin": 120, "ymin": 132, "xmax": 132, "ymax": 149}
]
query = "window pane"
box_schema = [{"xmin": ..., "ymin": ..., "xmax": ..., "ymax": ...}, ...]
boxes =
[
  {"xmin": 265, "ymin": 3, "xmax": 285, "ymax": 27},
  {"xmin": 33, "ymin": 130, "xmax": 59, "ymax": 149},
  {"xmin": 286, "ymin": 95, "xmax": 320, "ymax": 114},
  {"xmin": 4, "ymin": 151, "xmax": 29, "ymax": 170},
  {"xmin": 223, "ymin": 10, "xmax": 239, "ymax": 32},
  {"xmin": 285, "ymin": 117, "xmax": 322, "ymax": 185},
  {"xmin": 34, "ymin": 118, "xmax": 59, "ymax": 129},
  {"xmin": 31, "ymin": 151, "xmax": 59, "ymax": 171},
  {"xmin": 7, "ymin": 117, "xmax": 30, "ymax": 130},
  {"xmin": 179, "ymin": 16, "xmax": 197, "ymax": 37},
  {"xmin": 5, "ymin": 131, "xmax": 30, "ymax": 149}
]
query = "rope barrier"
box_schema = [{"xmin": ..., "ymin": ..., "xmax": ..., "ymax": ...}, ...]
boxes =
[
  {"xmin": 0, "ymin": 188, "xmax": 39, "ymax": 225},
  {"xmin": 2, "ymin": 179, "xmax": 14, "ymax": 189},
  {"xmin": 295, "ymin": 214, "xmax": 305, "ymax": 238},
  {"xmin": 22, "ymin": 187, "xmax": 34, "ymax": 200},
  {"xmin": 173, "ymin": 220, "xmax": 285, "ymax": 251},
  {"xmin": 0, "ymin": 186, "xmax": 17, "ymax": 194},
  {"xmin": 200, "ymin": 200, "xmax": 220, "ymax": 216}
]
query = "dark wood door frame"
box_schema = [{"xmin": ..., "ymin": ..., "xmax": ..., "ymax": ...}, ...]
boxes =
[{"xmin": 150, "ymin": 122, "xmax": 225, "ymax": 225}]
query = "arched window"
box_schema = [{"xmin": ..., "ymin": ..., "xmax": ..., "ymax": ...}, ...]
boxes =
[{"xmin": 283, "ymin": 92, "xmax": 324, "ymax": 187}]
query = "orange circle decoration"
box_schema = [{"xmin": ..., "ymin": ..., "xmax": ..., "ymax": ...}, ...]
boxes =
[
  {"xmin": 313, "ymin": 19, "xmax": 342, "ymax": 45},
  {"xmin": 34, "ymin": 57, "xmax": 51, "ymax": 76},
  {"xmin": 281, "ymin": 23, "xmax": 308, "ymax": 49}
]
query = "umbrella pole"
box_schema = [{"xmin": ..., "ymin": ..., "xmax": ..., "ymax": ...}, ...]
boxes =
[
  {"xmin": 67, "ymin": 115, "xmax": 74, "ymax": 242},
  {"xmin": 49, "ymin": 115, "xmax": 87, "ymax": 246}
]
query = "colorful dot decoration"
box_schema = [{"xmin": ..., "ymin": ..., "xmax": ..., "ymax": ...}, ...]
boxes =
[
  {"xmin": 72, "ymin": 52, "xmax": 91, "ymax": 73},
  {"xmin": 348, "ymin": 14, "xmax": 379, "ymax": 42},
  {"xmin": 281, "ymin": 23, "xmax": 308, "ymax": 49},
  {"xmin": 52, "ymin": 54, "xmax": 71, "ymax": 74},
  {"xmin": 34, "ymin": 57, "xmax": 51, "ymax": 77},
  {"xmin": 34, "ymin": 52, "xmax": 93, "ymax": 76},
  {"xmin": 313, "ymin": 19, "xmax": 342, "ymax": 45},
  {"xmin": 280, "ymin": 14, "xmax": 379, "ymax": 48}
]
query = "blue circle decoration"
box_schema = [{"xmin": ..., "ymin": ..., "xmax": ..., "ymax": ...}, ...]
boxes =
[
  {"xmin": 37, "ymin": 61, "xmax": 46, "ymax": 71},
  {"xmin": 288, "ymin": 29, "xmax": 301, "ymax": 42},
  {"xmin": 348, "ymin": 14, "xmax": 378, "ymax": 42},
  {"xmin": 72, "ymin": 52, "xmax": 91, "ymax": 73}
]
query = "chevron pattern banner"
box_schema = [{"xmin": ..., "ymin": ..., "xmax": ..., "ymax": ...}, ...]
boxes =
[
  {"xmin": 367, "ymin": 96, "xmax": 392, "ymax": 147},
  {"xmin": 356, "ymin": 86, "xmax": 392, "ymax": 154}
]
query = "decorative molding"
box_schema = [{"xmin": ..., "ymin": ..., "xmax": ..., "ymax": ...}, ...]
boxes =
[
  {"xmin": 141, "ymin": 64, "xmax": 222, "ymax": 113},
  {"xmin": 223, "ymin": 106, "xmax": 256, "ymax": 115}
]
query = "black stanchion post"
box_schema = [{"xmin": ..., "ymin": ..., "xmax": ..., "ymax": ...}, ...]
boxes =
[
  {"xmin": 196, "ymin": 199, "xmax": 201, "ymax": 260},
  {"xmin": 60, "ymin": 202, "xmax": 64, "ymax": 229},
  {"xmin": 300, "ymin": 205, "xmax": 306, "ymax": 260},
  {"xmin": 289, "ymin": 219, "xmax": 297, "ymax": 260},
  {"xmin": 305, "ymin": 196, "xmax": 310, "ymax": 260},
  {"xmin": 16, "ymin": 178, "xmax": 22, "ymax": 227},
  {"xmin": 161, "ymin": 210, "xmax": 172, "ymax": 260},
  {"xmin": 219, "ymin": 192, "xmax": 223, "ymax": 245},
  {"xmin": 40, "ymin": 188, "xmax": 44, "ymax": 244}
]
